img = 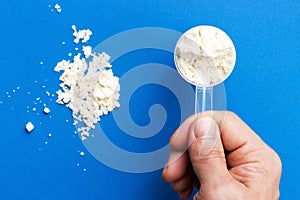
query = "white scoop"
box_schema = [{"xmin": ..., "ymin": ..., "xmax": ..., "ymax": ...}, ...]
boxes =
[{"xmin": 174, "ymin": 25, "xmax": 236, "ymax": 113}]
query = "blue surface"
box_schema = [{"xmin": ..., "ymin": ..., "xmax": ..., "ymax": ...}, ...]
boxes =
[{"xmin": 0, "ymin": 0, "xmax": 299, "ymax": 199}]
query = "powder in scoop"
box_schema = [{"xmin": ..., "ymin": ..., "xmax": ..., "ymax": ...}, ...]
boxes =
[{"xmin": 175, "ymin": 26, "xmax": 236, "ymax": 86}]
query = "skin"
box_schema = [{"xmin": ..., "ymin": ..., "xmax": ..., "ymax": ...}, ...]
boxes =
[{"xmin": 162, "ymin": 111, "xmax": 282, "ymax": 200}]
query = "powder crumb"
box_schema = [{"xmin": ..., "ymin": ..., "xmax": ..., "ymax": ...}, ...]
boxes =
[
  {"xmin": 62, "ymin": 41, "xmax": 66, "ymax": 45},
  {"xmin": 48, "ymin": 133, "xmax": 52, "ymax": 137},
  {"xmin": 46, "ymin": 91, "xmax": 50, "ymax": 96},
  {"xmin": 79, "ymin": 151, "xmax": 85, "ymax": 156},
  {"xmin": 83, "ymin": 168, "xmax": 87, "ymax": 172},
  {"xmin": 71, "ymin": 25, "xmax": 92, "ymax": 44},
  {"xmin": 32, "ymin": 107, "xmax": 37, "ymax": 112},
  {"xmin": 45, "ymin": 141, "xmax": 48, "ymax": 145},
  {"xmin": 43, "ymin": 107, "xmax": 51, "ymax": 114},
  {"xmin": 68, "ymin": 53, "xmax": 72, "ymax": 57},
  {"xmin": 40, "ymin": 61, "xmax": 44, "ymax": 65},
  {"xmin": 54, "ymin": 4, "xmax": 62, "ymax": 13},
  {"xmin": 25, "ymin": 122, "xmax": 34, "ymax": 133},
  {"xmin": 82, "ymin": 46, "xmax": 92, "ymax": 58}
]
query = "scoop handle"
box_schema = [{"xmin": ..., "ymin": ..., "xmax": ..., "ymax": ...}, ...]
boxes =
[{"xmin": 195, "ymin": 86, "xmax": 213, "ymax": 113}]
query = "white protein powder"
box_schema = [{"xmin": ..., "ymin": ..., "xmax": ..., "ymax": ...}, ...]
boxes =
[
  {"xmin": 54, "ymin": 52, "xmax": 120, "ymax": 140},
  {"xmin": 54, "ymin": 26, "xmax": 120, "ymax": 140},
  {"xmin": 71, "ymin": 25, "xmax": 92, "ymax": 44},
  {"xmin": 25, "ymin": 122, "xmax": 34, "ymax": 133},
  {"xmin": 54, "ymin": 4, "xmax": 62, "ymax": 13},
  {"xmin": 175, "ymin": 26, "xmax": 236, "ymax": 86},
  {"xmin": 43, "ymin": 107, "xmax": 50, "ymax": 114}
]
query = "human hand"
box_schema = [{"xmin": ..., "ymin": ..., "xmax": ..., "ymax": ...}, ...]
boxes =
[{"xmin": 162, "ymin": 111, "xmax": 281, "ymax": 200}]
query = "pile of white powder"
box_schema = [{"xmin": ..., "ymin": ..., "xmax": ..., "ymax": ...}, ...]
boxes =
[
  {"xmin": 175, "ymin": 26, "xmax": 236, "ymax": 86},
  {"xmin": 54, "ymin": 26, "xmax": 120, "ymax": 140}
]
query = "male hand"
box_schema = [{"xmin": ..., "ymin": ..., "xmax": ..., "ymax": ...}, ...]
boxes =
[{"xmin": 162, "ymin": 111, "xmax": 282, "ymax": 199}]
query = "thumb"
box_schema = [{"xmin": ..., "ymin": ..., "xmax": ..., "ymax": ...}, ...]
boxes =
[{"xmin": 188, "ymin": 117, "xmax": 230, "ymax": 186}]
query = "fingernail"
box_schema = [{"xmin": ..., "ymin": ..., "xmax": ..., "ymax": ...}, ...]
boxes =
[{"xmin": 194, "ymin": 117, "xmax": 216, "ymax": 138}]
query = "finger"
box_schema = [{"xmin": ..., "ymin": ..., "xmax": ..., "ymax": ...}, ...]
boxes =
[
  {"xmin": 171, "ymin": 170, "xmax": 195, "ymax": 192},
  {"xmin": 172, "ymin": 111, "xmax": 266, "ymax": 156},
  {"xmin": 178, "ymin": 187, "xmax": 194, "ymax": 200},
  {"xmin": 162, "ymin": 151, "xmax": 190, "ymax": 183},
  {"xmin": 188, "ymin": 117, "xmax": 230, "ymax": 186},
  {"xmin": 208, "ymin": 111, "xmax": 265, "ymax": 152},
  {"xmin": 169, "ymin": 115, "xmax": 197, "ymax": 151}
]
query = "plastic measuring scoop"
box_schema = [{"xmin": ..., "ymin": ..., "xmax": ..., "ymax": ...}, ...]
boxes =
[{"xmin": 174, "ymin": 25, "xmax": 236, "ymax": 114}]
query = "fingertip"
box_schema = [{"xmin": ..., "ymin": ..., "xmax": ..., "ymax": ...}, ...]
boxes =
[
  {"xmin": 162, "ymin": 166, "xmax": 170, "ymax": 182},
  {"xmin": 169, "ymin": 115, "xmax": 197, "ymax": 151}
]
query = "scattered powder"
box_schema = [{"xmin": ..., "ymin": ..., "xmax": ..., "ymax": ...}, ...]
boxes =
[
  {"xmin": 54, "ymin": 4, "xmax": 62, "ymax": 13},
  {"xmin": 43, "ymin": 107, "xmax": 51, "ymax": 114},
  {"xmin": 25, "ymin": 122, "xmax": 34, "ymax": 133},
  {"xmin": 175, "ymin": 26, "xmax": 236, "ymax": 86}
]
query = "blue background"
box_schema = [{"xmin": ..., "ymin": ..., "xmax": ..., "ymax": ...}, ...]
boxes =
[{"xmin": 0, "ymin": 0, "xmax": 299, "ymax": 199}]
